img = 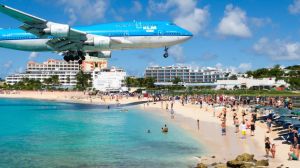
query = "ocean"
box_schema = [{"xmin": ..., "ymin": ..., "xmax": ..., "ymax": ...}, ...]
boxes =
[{"xmin": 0, "ymin": 98, "xmax": 204, "ymax": 168}]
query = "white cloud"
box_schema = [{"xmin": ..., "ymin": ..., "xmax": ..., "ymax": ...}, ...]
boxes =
[
  {"xmin": 250, "ymin": 17, "xmax": 272, "ymax": 27},
  {"xmin": 253, "ymin": 37, "xmax": 300, "ymax": 61},
  {"xmin": 147, "ymin": 0, "xmax": 209, "ymax": 35},
  {"xmin": 238, "ymin": 63, "xmax": 252, "ymax": 71},
  {"xmin": 28, "ymin": 52, "xmax": 39, "ymax": 60},
  {"xmin": 289, "ymin": 0, "xmax": 300, "ymax": 14},
  {"xmin": 174, "ymin": 7, "xmax": 209, "ymax": 35},
  {"xmin": 217, "ymin": 4, "xmax": 251, "ymax": 38},
  {"xmin": 58, "ymin": 0, "xmax": 107, "ymax": 25},
  {"xmin": 169, "ymin": 45, "xmax": 185, "ymax": 63}
]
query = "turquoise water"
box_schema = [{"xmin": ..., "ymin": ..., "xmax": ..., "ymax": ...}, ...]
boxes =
[{"xmin": 0, "ymin": 98, "xmax": 203, "ymax": 168}]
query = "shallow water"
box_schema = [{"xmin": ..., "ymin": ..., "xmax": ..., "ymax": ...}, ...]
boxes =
[{"xmin": 0, "ymin": 98, "xmax": 203, "ymax": 168}]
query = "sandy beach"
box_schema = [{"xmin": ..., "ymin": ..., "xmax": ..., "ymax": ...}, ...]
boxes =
[
  {"xmin": 0, "ymin": 91, "xmax": 299, "ymax": 167},
  {"xmin": 140, "ymin": 100, "xmax": 299, "ymax": 168},
  {"xmin": 0, "ymin": 90, "xmax": 145, "ymax": 105}
]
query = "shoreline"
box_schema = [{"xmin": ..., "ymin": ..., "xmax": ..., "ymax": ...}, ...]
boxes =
[
  {"xmin": 139, "ymin": 101, "xmax": 299, "ymax": 167},
  {"xmin": 0, "ymin": 91, "xmax": 299, "ymax": 167}
]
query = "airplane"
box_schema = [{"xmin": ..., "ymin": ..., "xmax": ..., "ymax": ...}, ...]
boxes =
[{"xmin": 0, "ymin": 4, "xmax": 193, "ymax": 64}]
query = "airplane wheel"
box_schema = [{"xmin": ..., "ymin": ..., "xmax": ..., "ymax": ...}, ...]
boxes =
[
  {"xmin": 70, "ymin": 56, "xmax": 75, "ymax": 61},
  {"xmin": 74, "ymin": 55, "xmax": 80, "ymax": 60},
  {"xmin": 64, "ymin": 56, "xmax": 70, "ymax": 62},
  {"xmin": 163, "ymin": 53, "xmax": 168, "ymax": 58},
  {"xmin": 78, "ymin": 51, "xmax": 84, "ymax": 57},
  {"xmin": 78, "ymin": 60, "xmax": 83, "ymax": 65}
]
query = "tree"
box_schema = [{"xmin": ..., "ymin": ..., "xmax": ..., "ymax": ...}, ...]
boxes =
[
  {"xmin": 172, "ymin": 77, "xmax": 181, "ymax": 85},
  {"xmin": 76, "ymin": 70, "xmax": 92, "ymax": 90},
  {"xmin": 233, "ymin": 85, "xmax": 239, "ymax": 90},
  {"xmin": 51, "ymin": 75, "xmax": 60, "ymax": 86},
  {"xmin": 66, "ymin": 76, "xmax": 71, "ymax": 84},
  {"xmin": 125, "ymin": 77, "xmax": 138, "ymax": 87},
  {"xmin": 144, "ymin": 77, "xmax": 155, "ymax": 88},
  {"xmin": 229, "ymin": 75, "xmax": 237, "ymax": 80}
]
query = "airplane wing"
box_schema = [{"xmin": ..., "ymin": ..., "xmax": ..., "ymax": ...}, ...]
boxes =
[{"xmin": 0, "ymin": 4, "xmax": 87, "ymax": 51}]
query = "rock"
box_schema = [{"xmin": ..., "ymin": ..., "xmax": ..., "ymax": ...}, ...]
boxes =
[
  {"xmin": 214, "ymin": 163, "xmax": 227, "ymax": 168},
  {"xmin": 196, "ymin": 163, "xmax": 208, "ymax": 168},
  {"xmin": 235, "ymin": 153, "xmax": 255, "ymax": 162},
  {"xmin": 211, "ymin": 162, "xmax": 217, "ymax": 166},
  {"xmin": 226, "ymin": 160, "xmax": 244, "ymax": 167},
  {"xmin": 256, "ymin": 159, "xmax": 269, "ymax": 166},
  {"xmin": 240, "ymin": 163, "xmax": 254, "ymax": 168},
  {"xmin": 212, "ymin": 155, "xmax": 216, "ymax": 158}
]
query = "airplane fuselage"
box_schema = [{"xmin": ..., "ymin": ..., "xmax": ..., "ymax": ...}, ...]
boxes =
[{"xmin": 0, "ymin": 21, "xmax": 192, "ymax": 52}]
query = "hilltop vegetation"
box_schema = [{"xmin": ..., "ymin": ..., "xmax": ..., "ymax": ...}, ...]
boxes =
[{"xmin": 246, "ymin": 64, "xmax": 300, "ymax": 90}]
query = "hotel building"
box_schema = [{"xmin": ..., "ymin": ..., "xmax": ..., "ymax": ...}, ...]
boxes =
[
  {"xmin": 5, "ymin": 59, "xmax": 80, "ymax": 87},
  {"xmin": 92, "ymin": 67, "xmax": 127, "ymax": 92},
  {"xmin": 145, "ymin": 65, "xmax": 231, "ymax": 84},
  {"xmin": 5, "ymin": 57, "xmax": 108, "ymax": 88}
]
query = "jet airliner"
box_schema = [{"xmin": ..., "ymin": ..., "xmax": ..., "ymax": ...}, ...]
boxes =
[{"xmin": 0, "ymin": 4, "xmax": 192, "ymax": 64}]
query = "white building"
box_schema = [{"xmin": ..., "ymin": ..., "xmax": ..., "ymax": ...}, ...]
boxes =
[
  {"xmin": 5, "ymin": 59, "xmax": 80, "ymax": 88},
  {"xmin": 92, "ymin": 67, "xmax": 127, "ymax": 92},
  {"xmin": 145, "ymin": 65, "xmax": 233, "ymax": 83},
  {"xmin": 215, "ymin": 77, "xmax": 289, "ymax": 90}
]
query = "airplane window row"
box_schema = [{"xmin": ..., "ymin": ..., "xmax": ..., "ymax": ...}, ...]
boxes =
[
  {"xmin": 165, "ymin": 32, "xmax": 181, "ymax": 35},
  {"xmin": 1, "ymin": 36, "xmax": 34, "ymax": 40}
]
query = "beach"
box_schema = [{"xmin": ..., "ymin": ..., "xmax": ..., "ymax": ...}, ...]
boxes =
[
  {"xmin": 0, "ymin": 91, "xmax": 299, "ymax": 167},
  {"xmin": 0, "ymin": 90, "xmax": 144, "ymax": 105},
  {"xmin": 140, "ymin": 99, "xmax": 299, "ymax": 167}
]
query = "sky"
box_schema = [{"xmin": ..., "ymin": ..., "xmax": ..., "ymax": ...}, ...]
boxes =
[{"xmin": 0, "ymin": 0, "xmax": 300, "ymax": 78}]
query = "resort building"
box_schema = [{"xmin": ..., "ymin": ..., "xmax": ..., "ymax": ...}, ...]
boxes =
[
  {"xmin": 215, "ymin": 77, "xmax": 289, "ymax": 90},
  {"xmin": 5, "ymin": 59, "xmax": 80, "ymax": 88},
  {"xmin": 145, "ymin": 65, "xmax": 233, "ymax": 84},
  {"xmin": 81, "ymin": 56, "xmax": 108, "ymax": 73},
  {"xmin": 92, "ymin": 67, "xmax": 127, "ymax": 92}
]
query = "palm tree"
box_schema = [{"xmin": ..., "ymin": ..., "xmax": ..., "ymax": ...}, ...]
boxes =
[
  {"xmin": 172, "ymin": 77, "xmax": 182, "ymax": 85},
  {"xmin": 76, "ymin": 70, "xmax": 92, "ymax": 90}
]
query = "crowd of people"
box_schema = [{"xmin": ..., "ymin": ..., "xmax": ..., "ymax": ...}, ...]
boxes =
[{"xmin": 152, "ymin": 94, "xmax": 299, "ymax": 161}]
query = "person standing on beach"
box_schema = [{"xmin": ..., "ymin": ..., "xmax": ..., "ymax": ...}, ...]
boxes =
[
  {"xmin": 221, "ymin": 121, "xmax": 226, "ymax": 136},
  {"xmin": 233, "ymin": 112, "xmax": 237, "ymax": 125},
  {"xmin": 213, "ymin": 104, "xmax": 216, "ymax": 117},
  {"xmin": 197, "ymin": 119, "xmax": 200, "ymax": 130},
  {"xmin": 199, "ymin": 99, "xmax": 203, "ymax": 109},
  {"xmin": 170, "ymin": 109, "xmax": 175, "ymax": 119},
  {"xmin": 288, "ymin": 144, "xmax": 299, "ymax": 160},
  {"xmin": 266, "ymin": 118, "xmax": 272, "ymax": 133},
  {"xmin": 271, "ymin": 144, "xmax": 276, "ymax": 158},
  {"xmin": 250, "ymin": 119, "xmax": 255, "ymax": 136},
  {"xmin": 240, "ymin": 121, "xmax": 247, "ymax": 139},
  {"xmin": 265, "ymin": 137, "xmax": 271, "ymax": 158},
  {"xmin": 234, "ymin": 118, "xmax": 239, "ymax": 133}
]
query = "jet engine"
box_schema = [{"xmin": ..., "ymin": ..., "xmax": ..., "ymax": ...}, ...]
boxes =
[
  {"xmin": 87, "ymin": 51, "xmax": 112, "ymax": 58},
  {"xmin": 44, "ymin": 23, "xmax": 70, "ymax": 37},
  {"xmin": 84, "ymin": 35, "xmax": 111, "ymax": 49}
]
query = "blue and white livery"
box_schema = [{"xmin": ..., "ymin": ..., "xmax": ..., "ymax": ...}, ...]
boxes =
[{"xmin": 0, "ymin": 4, "xmax": 192, "ymax": 64}]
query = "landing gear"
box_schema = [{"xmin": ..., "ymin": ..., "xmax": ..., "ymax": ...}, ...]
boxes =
[
  {"xmin": 63, "ymin": 56, "xmax": 70, "ymax": 62},
  {"xmin": 163, "ymin": 46, "xmax": 169, "ymax": 58},
  {"xmin": 63, "ymin": 51, "xmax": 85, "ymax": 65}
]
